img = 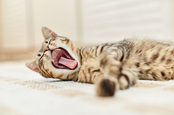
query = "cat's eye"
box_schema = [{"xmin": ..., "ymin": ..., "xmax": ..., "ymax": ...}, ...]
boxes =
[
  {"xmin": 37, "ymin": 54, "xmax": 41, "ymax": 57},
  {"xmin": 45, "ymin": 41, "xmax": 48, "ymax": 44}
]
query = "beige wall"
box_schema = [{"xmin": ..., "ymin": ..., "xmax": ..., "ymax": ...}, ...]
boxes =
[
  {"xmin": 0, "ymin": 0, "xmax": 79, "ymax": 61},
  {"xmin": 31, "ymin": 0, "xmax": 78, "ymax": 47},
  {"xmin": 0, "ymin": 0, "xmax": 1, "ymax": 48},
  {"xmin": 171, "ymin": 0, "xmax": 174, "ymax": 40}
]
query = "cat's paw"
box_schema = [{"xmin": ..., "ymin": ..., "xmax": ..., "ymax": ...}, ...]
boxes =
[
  {"xmin": 100, "ymin": 53, "xmax": 121, "ymax": 77},
  {"xmin": 118, "ymin": 73, "xmax": 137, "ymax": 90},
  {"xmin": 96, "ymin": 78, "xmax": 116, "ymax": 97}
]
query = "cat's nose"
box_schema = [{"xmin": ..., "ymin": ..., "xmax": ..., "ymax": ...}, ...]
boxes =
[{"xmin": 43, "ymin": 45, "xmax": 49, "ymax": 52}]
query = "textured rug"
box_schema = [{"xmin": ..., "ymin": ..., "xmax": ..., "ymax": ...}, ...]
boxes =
[{"xmin": 0, "ymin": 61, "xmax": 174, "ymax": 115}]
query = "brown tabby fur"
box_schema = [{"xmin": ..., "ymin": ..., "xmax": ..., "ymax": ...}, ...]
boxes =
[{"xmin": 26, "ymin": 27, "xmax": 174, "ymax": 96}]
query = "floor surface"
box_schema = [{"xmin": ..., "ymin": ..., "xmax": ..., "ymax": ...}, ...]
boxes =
[{"xmin": 0, "ymin": 61, "xmax": 174, "ymax": 115}]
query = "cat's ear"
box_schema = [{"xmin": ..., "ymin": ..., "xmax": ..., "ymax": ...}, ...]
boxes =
[
  {"xmin": 42, "ymin": 26, "xmax": 58, "ymax": 40},
  {"xmin": 25, "ymin": 60, "xmax": 40, "ymax": 73}
]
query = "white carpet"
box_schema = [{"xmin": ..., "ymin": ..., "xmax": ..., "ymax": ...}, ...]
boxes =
[{"xmin": 1, "ymin": 61, "xmax": 174, "ymax": 115}]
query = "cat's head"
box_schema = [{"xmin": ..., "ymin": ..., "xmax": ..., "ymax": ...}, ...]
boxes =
[{"xmin": 26, "ymin": 27, "xmax": 81, "ymax": 79}]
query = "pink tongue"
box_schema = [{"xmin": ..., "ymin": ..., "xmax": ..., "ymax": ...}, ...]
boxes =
[{"xmin": 59, "ymin": 57, "xmax": 77, "ymax": 69}]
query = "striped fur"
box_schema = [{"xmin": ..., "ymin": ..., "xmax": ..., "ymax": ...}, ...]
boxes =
[{"xmin": 26, "ymin": 27, "xmax": 174, "ymax": 97}]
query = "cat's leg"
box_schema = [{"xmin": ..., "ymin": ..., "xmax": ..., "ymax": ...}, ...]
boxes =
[
  {"xmin": 96, "ymin": 50, "xmax": 138, "ymax": 96},
  {"xmin": 77, "ymin": 58, "xmax": 117, "ymax": 96}
]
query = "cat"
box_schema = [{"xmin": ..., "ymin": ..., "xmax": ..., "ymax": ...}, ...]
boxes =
[{"xmin": 26, "ymin": 27, "xmax": 174, "ymax": 96}]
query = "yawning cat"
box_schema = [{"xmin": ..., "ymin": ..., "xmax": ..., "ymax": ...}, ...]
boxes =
[{"xmin": 26, "ymin": 27, "xmax": 174, "ymax": 96}]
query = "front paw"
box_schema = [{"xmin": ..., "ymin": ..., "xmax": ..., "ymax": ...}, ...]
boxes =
[
  {"xmin": 96, "ymin": 78, "xmax": 116, "ymax": 97},
  {"xmin": 118, "ymin": 73, "xmax": 136, "ymax": 90}
]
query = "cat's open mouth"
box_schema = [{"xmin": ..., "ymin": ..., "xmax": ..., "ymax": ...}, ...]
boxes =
[{"xmin": 51, "ymin": 48, "xmax": 78, "ymax": 70}]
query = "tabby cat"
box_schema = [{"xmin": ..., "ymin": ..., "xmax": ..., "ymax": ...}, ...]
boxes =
[{"xmin": 26, "ymin": 27, "xmax": 174, "ymax": 96}]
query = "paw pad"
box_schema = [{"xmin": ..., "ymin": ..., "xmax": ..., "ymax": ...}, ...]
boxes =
[{"xmin": 97, "ymin": 78, "xmax": 115, "ymax": 96}]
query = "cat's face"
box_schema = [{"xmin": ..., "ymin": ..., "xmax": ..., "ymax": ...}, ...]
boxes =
[{"xmin": 26, "ymin": 27, "xmax": 81, "ymax": 79}]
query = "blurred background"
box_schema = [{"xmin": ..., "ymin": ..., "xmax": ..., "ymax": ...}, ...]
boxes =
[{"xmin": 0, "ymin": 0, "xmax": 174, "ymax": 61}]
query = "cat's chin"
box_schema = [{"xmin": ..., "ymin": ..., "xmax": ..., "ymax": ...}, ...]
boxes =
[{"xmin": 51, "ymin": 48, "xmax": 78, "ymax": 70}]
